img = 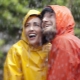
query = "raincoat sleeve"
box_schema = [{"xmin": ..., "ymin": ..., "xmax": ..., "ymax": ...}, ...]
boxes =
[
  {"xmin": 4, "ymin": 46, "xmax": 22, "ymax": 80},
  {"xmin": 48, "ymin": 37, "xmax": 80, "ymax": 80}
]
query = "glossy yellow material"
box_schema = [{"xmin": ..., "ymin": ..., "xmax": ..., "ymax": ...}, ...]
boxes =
[{"xmin": 4, "ymin": 10, "xmax": 51, "ymax": 80}]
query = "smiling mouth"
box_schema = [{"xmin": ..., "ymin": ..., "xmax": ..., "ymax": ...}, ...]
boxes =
[
  {"xmin": 44, "ymin": 24, "xmax": 51, "ymax": 27},
  {"xmin": 45, "ymin": 25, "xmax": 49, "ymax": 27},
  {"xmin": 28, "ymin": 34, "xmax": 36, "ymax": 39}
]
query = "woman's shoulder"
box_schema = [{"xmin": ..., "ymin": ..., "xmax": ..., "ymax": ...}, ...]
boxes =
[{"xmin": 8, "ymin": 40, "xmax": 28, "ymax": 55}]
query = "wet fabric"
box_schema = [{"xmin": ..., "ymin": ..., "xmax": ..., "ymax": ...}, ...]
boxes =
[
  {"xmin": 47, "ymin": 5, "xmax": 80, "ymax": 80},
  {"xmin": 4, "ymin": 10, "xmax": 51, "ymax": 80}
]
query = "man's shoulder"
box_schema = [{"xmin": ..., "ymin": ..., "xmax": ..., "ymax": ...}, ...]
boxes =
[{"xmin": 53, "ymin": 35, "xmax": 68, "ymax": 42}]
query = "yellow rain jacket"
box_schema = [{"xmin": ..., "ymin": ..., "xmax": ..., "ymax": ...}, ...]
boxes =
[{"xmin": 4, "ymin": 10, "xmax": 51, "ymax": 80}]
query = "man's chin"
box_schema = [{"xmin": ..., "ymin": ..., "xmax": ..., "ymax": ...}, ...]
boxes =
[{"xmin": 42, "ymin": 31, "xmax": 56, "ymax": 43}]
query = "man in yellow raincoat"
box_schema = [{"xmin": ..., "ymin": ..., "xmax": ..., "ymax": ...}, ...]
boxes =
[{"xmin": 4, "ymin": 9, "xmax": 51, "ymax": 80}]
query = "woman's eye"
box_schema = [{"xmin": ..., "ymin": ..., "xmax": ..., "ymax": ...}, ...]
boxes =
[
  {"xmin": 34, "ymin": 23, "xmax": 40, "ymax": 27},
  {"xmin": 25, "ymin": 24, "xmax": 29, "ymax": 28},
  {"xmin": 36, "ymin": 24, "xmax": 39, "ymax": 26}
]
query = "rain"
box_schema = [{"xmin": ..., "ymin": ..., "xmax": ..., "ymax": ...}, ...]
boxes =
[{"xmin": 0, "ymin": 0, "xmax": 80, "ymax": 80}]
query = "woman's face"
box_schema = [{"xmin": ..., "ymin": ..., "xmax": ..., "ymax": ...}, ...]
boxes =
[{"xmin": 24, "ymin": 16, "xmax": 42, "ymax": 47}]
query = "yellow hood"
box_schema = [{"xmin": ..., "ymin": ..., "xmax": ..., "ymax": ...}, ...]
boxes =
[{"xmin": 21, "ymin": 10, "xmax": 40, "ymax": 44}]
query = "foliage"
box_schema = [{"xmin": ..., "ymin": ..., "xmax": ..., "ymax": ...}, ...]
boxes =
[
  {"xmin": 0, "ymin": 51, "xmax": 4, "ymax": 68},
  {"xmin": 71, "ymin": 0, "xmax": 80, "ymax": 23},
  {"xmin": 74, "ymin": 28, "xmax": 80, "ymax": 38},
  {"xmin": 0, "ymin": 0, "xmax": 28, "ymax": 31},
  {"xmin": 0, "ymin": 0, "xmax": 80, "ymax": 80}
]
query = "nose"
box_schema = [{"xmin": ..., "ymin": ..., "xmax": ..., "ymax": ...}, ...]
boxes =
[
  {"xmin": 43, "ymin": 17, "xmax": 48, "ymax": 22},
  {"xmin": 30, "ymin": 26, "xmax": 34, "ymax": 30}
]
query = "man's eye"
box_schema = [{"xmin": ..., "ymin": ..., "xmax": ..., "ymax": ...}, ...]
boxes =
[{"xmin": 49, "ymin": 14, "xmax": 53, "ymax": 17}]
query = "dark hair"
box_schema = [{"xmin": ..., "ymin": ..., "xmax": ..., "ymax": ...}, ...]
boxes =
[{"xmin": 41, "ymin": 7, "xmax": 55, "ymax": 19}]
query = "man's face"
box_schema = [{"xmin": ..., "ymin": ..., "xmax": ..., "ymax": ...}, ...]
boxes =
[
  {"xmin": 42, "ymin": 12, "xmax": 57, "ymax": 41},
  {"xmin": 24, "ymin": 16, "xmax": 42, "ymax": 47}
]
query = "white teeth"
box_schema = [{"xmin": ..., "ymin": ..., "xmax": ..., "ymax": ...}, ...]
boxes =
[
  {"xmin": 29, "ymin": 34, "xmax": 36, "ymax": 36},
  {"xmin": 29, "ymin": 33, "xmax": 36, "ymax": 38}
]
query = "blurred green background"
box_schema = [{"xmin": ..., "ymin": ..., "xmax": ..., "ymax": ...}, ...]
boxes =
[{"xmin": 0, "ymin": 0, "xmax": 80, "ymax": 79}]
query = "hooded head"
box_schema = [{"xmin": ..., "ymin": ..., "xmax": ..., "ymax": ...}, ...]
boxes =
[
  {"xmin": 21, "ymin": 10, "xmax": 42, "ymax": 47},
  {"xmin": 41, "ymin": 5, "xmax": 75, "ymax": 42}
]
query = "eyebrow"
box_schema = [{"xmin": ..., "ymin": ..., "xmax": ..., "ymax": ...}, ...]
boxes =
[{"xmin": 34, "ymin": 22, "xmax": 40, "ymax": 24}]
